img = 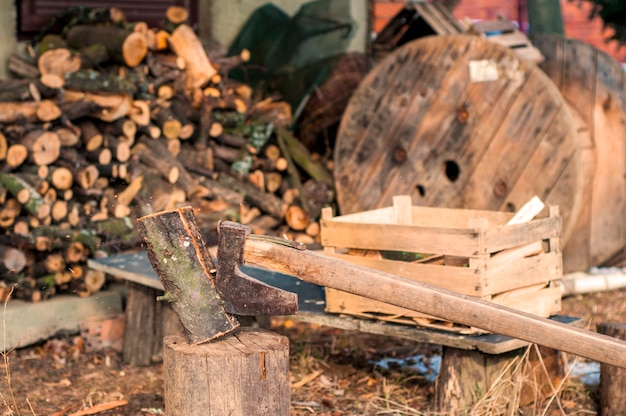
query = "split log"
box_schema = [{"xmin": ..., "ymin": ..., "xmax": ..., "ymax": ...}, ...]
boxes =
[
  {"xmin": 168, "ymin": 24, "xmax": 217, "ymax": 93},
  {"xmin": 137, "ymin": 207, "xmax": 239, "ymax": 343}
]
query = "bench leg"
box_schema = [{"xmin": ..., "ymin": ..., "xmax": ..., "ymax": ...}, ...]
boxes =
[
  {"xmin": 123, "ymin": 282, "xmax": 183, "ymax": 365},
  {"xmin": 435, "ymin": 346, "xmax": 524, "ymax": 414}
]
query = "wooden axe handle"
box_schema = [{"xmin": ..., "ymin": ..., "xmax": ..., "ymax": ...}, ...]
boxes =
[{"xmin": 242, "ymin": 238, "xmax": 626, "ymax": 368}]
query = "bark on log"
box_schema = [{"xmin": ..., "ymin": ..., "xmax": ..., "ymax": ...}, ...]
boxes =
[
  {"xmin": 65, "ymin": 25, "xmax": 147, "ymax": 68},
  {"xmin": 163, "ymin": 328, "xmax": 290, "ymax": 416},
  {"xmin": 217, "ymin": 173, "xmax": 287, "ymax": 219},
  {"xmin": 137, "ymin": 207, "xmax": 239, "ymax": 343}
]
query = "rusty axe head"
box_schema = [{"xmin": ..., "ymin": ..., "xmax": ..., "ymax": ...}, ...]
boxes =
[{"xmin": 215, "ymin": 221, "xmax": 298, "ymax": 315}]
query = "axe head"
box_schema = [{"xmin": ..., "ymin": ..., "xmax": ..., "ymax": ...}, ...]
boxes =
[{"xmin": 215, "ymin": 221, "xmax": 298, "ymax": 315}]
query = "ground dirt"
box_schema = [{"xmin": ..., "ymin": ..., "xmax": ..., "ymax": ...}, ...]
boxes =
[{"xmin": 1, "ymin": 287, "xmax": 625, "ymax": 416}]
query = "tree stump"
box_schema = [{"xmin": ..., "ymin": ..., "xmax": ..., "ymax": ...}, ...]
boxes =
[
  {"xmin": 163, "ymin": 327, "xmax": 290, "ymax": 416},
  {"xmin": 598, "ymin": 322, "xmax": 626, "ymax": 415}
]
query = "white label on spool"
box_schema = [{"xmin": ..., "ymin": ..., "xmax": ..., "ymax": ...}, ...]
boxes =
[{"xmin": 469, "ymin": 60, "xmax": 499, "ymax": 82}]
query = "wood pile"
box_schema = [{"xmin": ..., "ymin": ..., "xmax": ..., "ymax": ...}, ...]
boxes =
[{"xmin": 0, "ymin": 6, "xmax": 334, "ymax": 302}]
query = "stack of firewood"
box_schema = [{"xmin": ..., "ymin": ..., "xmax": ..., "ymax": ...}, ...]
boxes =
[{"xmin": 0, "ymin": 6, "xmax": 334, "ymax": 302}]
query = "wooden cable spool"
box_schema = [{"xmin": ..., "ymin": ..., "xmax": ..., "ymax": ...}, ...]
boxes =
[
  {"xmin": 334, "ymin": 34, "xmax": 584, "ymax": 245},
  {"xmin": 531, "ymin": 34, "xmax": 626, "ymax": 272}
]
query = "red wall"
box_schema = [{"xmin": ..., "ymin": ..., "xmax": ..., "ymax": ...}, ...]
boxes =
[{"xmin": 372, "ymin": 0, "xmax": 626, "ymax": 63}]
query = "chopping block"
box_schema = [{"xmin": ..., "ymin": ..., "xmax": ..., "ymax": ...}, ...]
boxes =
[
  {"xmin": 137, "ymin": 207, "xmax": 291, "ymax": 416},
  {"xmin": 163, "ymin": 328, "xmax": 290, "ymax": 416}
]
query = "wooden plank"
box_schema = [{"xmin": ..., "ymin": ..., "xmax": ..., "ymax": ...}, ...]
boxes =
[
  {"xmin": 488, "ymin": 32, "xmax": 533, "ymax": 48},
  {"xmin": 484, "ymin": 252, "xmax": 561, "ymax": 295},
  {"xmin": 495, "ymin": 105, "xmax": 580, "ymax": 243},
  {"xmin": 389, "ymin": 38, "xmax": 532, "ymax": 210},
  {"xmin": 471, "ymin": 19, "xmax": 517, "ymax": 34},
  {"xmin": 482, "ymin": 216, "xmax": 561, "ymax": 253},
  {"xmin": 414, "ymin": 2, "xmax": 463, "ymax": 35},
  {"xmin": 321, "ymin": 221, "xmax": 485, "ymax": 257},
  {"xmin": 294, "ymin": 311, "xmax": 582, "ymax": 355},
  {"xmin": 589, "ymin": 49, "xmax": 626, "ymax": 265},
  {"xmin": 562, "ymin": 147, "xmax": 595, "ymax": 272},
  {"xmin": 324, "ymin": 251, "xmax": 481, "ymax": 295},
  {"xmin": 460, "ymin": 66, "xmax": 565, "ymax": 212},
  {"xmin": 335, "ymin": 35, "xmax": 453, "ymax": 212}
]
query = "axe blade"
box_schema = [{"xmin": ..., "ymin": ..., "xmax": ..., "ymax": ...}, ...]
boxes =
[{"xmin": 216, "ymin": 221, "xmax": 298, "ymax": 315}]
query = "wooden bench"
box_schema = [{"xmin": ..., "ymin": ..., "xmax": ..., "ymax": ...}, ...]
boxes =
[{"xmin": 89, "ymin": 251, "xmax": 581, "ymax": 413}]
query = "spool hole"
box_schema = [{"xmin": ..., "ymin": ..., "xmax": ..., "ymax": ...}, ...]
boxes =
[
  {"xmin": 416, "ymin": 184, "xmax": 425, "ymax": 197},
  {"xmin": 444, "ymin": 160, "xmax": 460, "ymax": 182}
]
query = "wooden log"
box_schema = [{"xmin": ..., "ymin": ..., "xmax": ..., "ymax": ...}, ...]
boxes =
[
  {"xmin": 0, "ymin": 79, "xmax": 57, "ymax": 102},
  {"xmin": 134, "ymin": 168, "xmax": 186, "ymax": 214},
  {"xmin": 57, "ymin": 148, "xmax": 100, "ymax": 190},
  {"xmin": 0, "ymin": 100, "xmax": 61, "ymax": 124},
  {"xmin": 152, "ymin": 106, "xmax": 182, "ymax": 140},
  {"xmin": 65, "ymin": 25, "xmax": 147, "ymax": 68},
  {"xmin": 163, "ymin": 328, "xmax": 290, "ymax": 416},
  {"xmin": 63, "ymin": 90, "xmax": 132, "ymax": 122},
  {"xmin": 168, "ymin": 24, "xmax": 217, "ymax": 92},
  {"xmin": 177, "ymin": 143, "xmax": 214, "ymax": 173},
  {"xmin": 0, "ymin": 245, "xmax": 27, "ymax": 274},
  {"xmin": 0, "ymin": 172, "xmax": 50, "ymax": 220},
  {"xmin": 137, "ymin": 207, "xmax": 239, "ymax": 343},
  {"xmin": 217, "ymin": 173, "xmax": 287, "ymax": 219},
  {"xmin": 54, "ymin": 126, "xmax": 80, "ymax": 147},
  {"xmin": 8, "ymin": 52, "xmax": 39, "ymax": 79},
  {"xmin": 37, "ymin": 48, "xmax": 81, "ymax": 88},
  {"xmin": 599, "ymin": 322, "xmax": 626, "ymax": 415},
  {"xmin": 285, "ymin": 205, "xmax": 309, "ymax": 231},
  {"xmin": 103, "ymin": 135, "xmax": 132, "ymax": 163},
  {"xmin": 132, "ymin": 142, "xmax": 180, "ymax": 184},
  {"xmin": 19, "ymin": 129, "xmax": 61, "ymax": 166},
  {"xmin": 0, "ymin": 132, "xmax": 7, "ymax": 162},
  {"xmin": 165, "ymin": 6, "xmax": 189, "ymax": 25},
  {"xmin": 130, "ymin": 100, "xmax": 151, "ymax": 126},
  {"xmin": 78, "ymin": 120, "xmax": 104, "ymax": 152},
  {"xmin": 49, "ymin": 166, "xmax": 74, "ymax": 191},
  {"xmin": 137, "ymin": 137, "xmax": 200, "ymax": 196},
  {"xmin": 5, "ymin": 144, "xmax": 28, "ymax": 169},
  {"xmin": 59, "ymin": 99, "xmax": 102, "ymax": 121}
]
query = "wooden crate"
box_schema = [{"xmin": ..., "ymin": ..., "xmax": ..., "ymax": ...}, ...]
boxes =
[
  {"xmin": 467, "ymin": 17, "xmax": 545, "ymax": 64},
  {"xmin": 321, "ymin": 196, "xmax": 563, "ymax": 334}
]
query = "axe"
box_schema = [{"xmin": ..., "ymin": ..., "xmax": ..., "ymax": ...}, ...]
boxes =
[{"xmin": 215, "ymin": 221, "xmax": 626, "ymax": 368}]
